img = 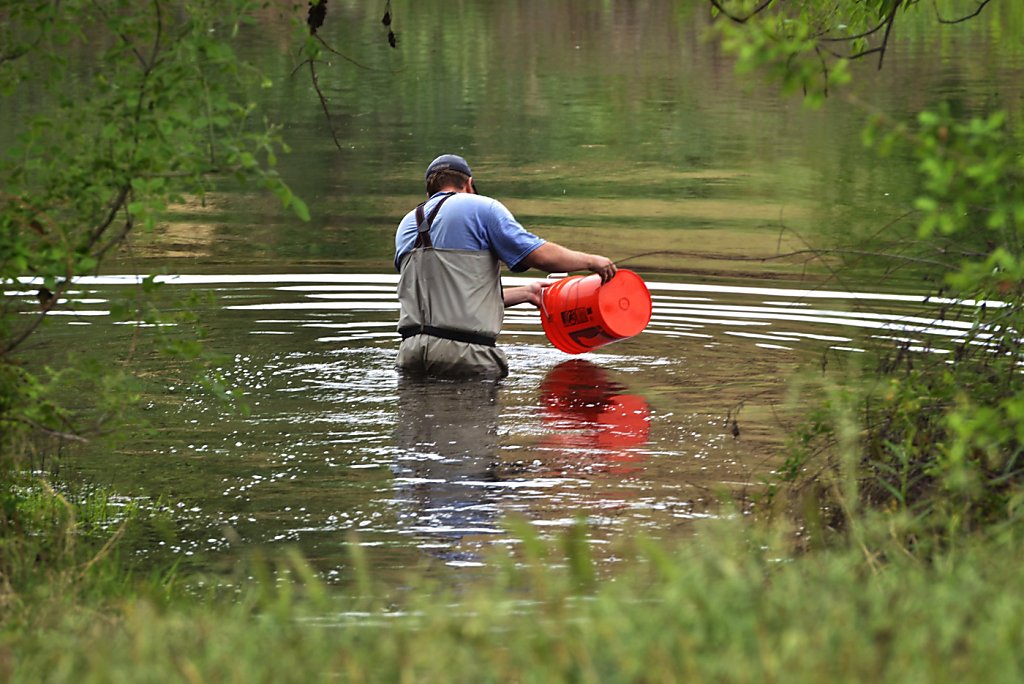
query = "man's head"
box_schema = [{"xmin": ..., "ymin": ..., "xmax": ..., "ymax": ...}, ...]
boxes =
[{"xmin": 425, "ymin": 154, "xmax": 474, "ymax": 195}]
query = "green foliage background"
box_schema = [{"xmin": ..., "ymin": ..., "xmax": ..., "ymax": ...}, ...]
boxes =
[
  {"xmin": 709, "ymin": 0, "xmax": 1024, "ymax": 543},
  {"xmin": 0, "ymin": 0, "xmax": 309, "ymax": 598},
  {"xmin": 0, "ymin": 1, "xmax": 312, "ymax": 441},
  {"xmin": 3, "ymin": 1, "xmax": 1024, "ymax": 679}
]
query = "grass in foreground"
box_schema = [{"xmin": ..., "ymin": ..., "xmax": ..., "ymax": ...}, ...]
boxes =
[{"xmin": 5, "ymin": 515, "xmax": 1024, "ymax": 683}]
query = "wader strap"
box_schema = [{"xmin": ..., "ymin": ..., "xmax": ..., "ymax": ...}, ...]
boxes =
[
  {"xmin": 413, "ymin": 192, "xmax": 456, "ymax": 249},
  {"xmin": 399, "ymin": 324, "xmax": 497, "ymax": 347}
]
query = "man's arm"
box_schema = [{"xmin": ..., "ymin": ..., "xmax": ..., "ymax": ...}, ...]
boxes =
[
  {"xmin": 503, "ymin": 281, "xmax": 547, "ymax": 308},
  {"xmin": 518, "ymin": 242, "xmax": 617, "ymax": 282}
]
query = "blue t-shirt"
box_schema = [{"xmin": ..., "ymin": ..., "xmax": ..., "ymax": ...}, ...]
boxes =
[{"xmin": 394, "ymin": 192, "xmax": 545, "ymax": 272}]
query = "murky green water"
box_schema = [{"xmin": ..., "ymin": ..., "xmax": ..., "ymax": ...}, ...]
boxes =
[
  {"xmin": 22, "ymin": 271, "xmax": 990, "ymax": 581},
  {"xmin": 8, "ymin": 1, "xmax": 1024, "ymax": 582}
]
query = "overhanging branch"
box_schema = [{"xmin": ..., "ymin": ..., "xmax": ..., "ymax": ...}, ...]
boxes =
[
  {"xmin": 935, "ymin": 0, "xmax": 993, "ymax": 24},
  {"xmin": 708, "ymin": 0, "xmax": 774, "ymax": 23}
]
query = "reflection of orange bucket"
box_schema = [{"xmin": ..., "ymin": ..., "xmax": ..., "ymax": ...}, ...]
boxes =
[
  {"xmin": 539, "ymin": 359, "xmax": 651, "ymax": 449},
  {"xmin": 594, "ymin": 394, "xmax": 650, "ymax": 449},
  {"xmin": 539, "ymin": 269, "xmax": 652, "ymax": 354}
]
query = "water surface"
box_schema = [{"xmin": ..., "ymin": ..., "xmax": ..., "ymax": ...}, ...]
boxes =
[{"xmin": 27, "ymin": 271, "xmax": 978, "ymax": 580}]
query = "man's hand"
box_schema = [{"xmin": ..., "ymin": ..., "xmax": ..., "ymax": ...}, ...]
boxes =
[
  {"xmin": 523, "ymin": 279, "xmax": 550, "ymax": 306},
  {"xmin": 587, "ymin": 254, "xmax": 617, "ymax": 283},
  {"xmin": 503, "ymin": 280, "xmax": 552, "ymax": 308}
]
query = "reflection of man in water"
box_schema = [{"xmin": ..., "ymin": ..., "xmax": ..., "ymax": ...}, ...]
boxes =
[
  {"xmin": 392, "ymin": 377, "xmax": 503, "ymax": 563},
  {"xmin": 394, "ymin": 153, "xmax": 616, "ymax": 379},
  {"xmin": 391, "ymin": 363, "xmax": 652, "ymax": 563}
]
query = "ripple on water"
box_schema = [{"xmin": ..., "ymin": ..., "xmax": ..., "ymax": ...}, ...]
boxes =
[{"xmin": 56, "ymin": 272, "xmax": 986, "ymax": 577}]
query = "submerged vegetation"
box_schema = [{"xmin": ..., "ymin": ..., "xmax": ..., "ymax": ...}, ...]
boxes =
[{"xmin": 3, "ymin": 0, "xmax": 1024, "ymax": 680}]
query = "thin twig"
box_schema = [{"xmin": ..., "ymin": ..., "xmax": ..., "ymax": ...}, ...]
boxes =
[
  {"xmin": 314, "ymin": 34, "xmax": 379, "ymax": 71},
  {"xmin": 815, "ymin": 46, "xmax": 829, "ymax": 97},
  {"xmin": 0, "ymin": 417, "xmax": 89, "ymax": 443},
  {"xmin": 819, "ymin": 16, "xmax": 892, "ymax": 42},
  {"xmin": 934, "ymin": 0, "xmax": 993, "ymax": 24},
  {"xmin": 2, "ymin": 274, "xmax": 73, "ymax": 354},
  {"xmin": 90, "ymin": 0, "xmax": 150, "ymax": 69},
  {"xmin": 306, "ymin": 60, "xmax": 344, "ymax": 153},
  {"xmin": 875, "ymin": 8, "xmax": 898, "ymax": 70},
  {"xmin": 78, "ymin": 521, "xmax": 128, "ymax": 580},
  {"xmin": 148, "ymin": 0, "xmax": 163, "ymax": 69},
  {"xmin": 0, "ymin": 48, "xmax": 29, "ymax": 66},
  {"xmin": 614, "ymin": 247, "xmax": 951, "ymax": 269},
  {"xmin": 84, "ymin": 185, "xmax": 132, "ymax": 247},
  {"xmin": 708, "ymin": 0, "xmax": 774, "ymax": 24}
]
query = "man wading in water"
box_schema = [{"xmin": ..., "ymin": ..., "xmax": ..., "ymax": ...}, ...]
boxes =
[{"xmin": 395, "ymin": 154, "xmax": 617, "ymax": 378}]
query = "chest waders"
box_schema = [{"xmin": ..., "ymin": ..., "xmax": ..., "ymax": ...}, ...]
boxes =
[{"xmin": 396, "ymin": 192, "xmax": 509, "ymax": 378}]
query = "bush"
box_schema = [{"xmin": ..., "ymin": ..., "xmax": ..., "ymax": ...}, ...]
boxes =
[{"xmin": 771, "ymin": 104, "xmax": 1024, "ymax": 546}]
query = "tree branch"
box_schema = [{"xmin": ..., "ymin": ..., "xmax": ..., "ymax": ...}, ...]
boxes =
[
  {"xmin": 875, "ymin": 8, "xmax": 898, "ymax": 70},
  {"xmin": 313, "ymin": 34, "xmax": 380, "ymax": 71},
  {"xmin": 819, "ymin": 17, "xmax": 891, "ymax": 43},
  {"xmin": 1, "ymin": 417, "xmax": 89, "ymax": 443},
  {"xmin": 708, "ymin": 0, "xmax": 774, "ymax": 24},
  {"xmin": 94, "ymin": 213, "xmax": 135, "ymax": 261},
  {"xmin": 0, "ymin": 48, "xmax": 29, "ymax": 66},
  {"xmin": 839, "ymin": 7, "xmax": 898, "ymax": 68},
  {"xmin": 935, "ymin": 0, "xmax": 993, "ymax": 24},
  {"xmin": 613, "ymin": 247, "xmax": 952, "ymax": 270},
  {"xmin": 815, "ymin": 46, "xmax": 829, "ymax": 97},
  {"xmin": 148, "ymin": 0, "xmax": 163, "ymax": 70},
  {"xmin": 305, "ymin": 59, "xmax": 344, "ymax": 153},
  {"xmin": 2, "ymin": 274, "xmax": 72, "ymax": 355},
  {"xmin": 83, "ymin": 185, "xmax": 132, "ymax": 249},
  {"xmin": 90, "ymin": 0, "xmax": 150, "ymax": 70}
]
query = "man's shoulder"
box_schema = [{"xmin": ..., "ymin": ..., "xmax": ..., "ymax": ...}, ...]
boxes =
[
  {"xmin": 397, "ymin": 207, "xmax": 418, "ymax": 230},
  {"xmin": 450, "ymin": 192, "xmax": 509, "ymax": 217}
]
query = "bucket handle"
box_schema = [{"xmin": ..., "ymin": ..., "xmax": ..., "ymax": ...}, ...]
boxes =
[
  {"xmin": 539, "ymin": 275, "xmax": 587, "ymax": 322},
  {"xmin": 565, "ymin": 276, "xmax": 583, "ymax": 309},
  {"xmin": 539, "ymin": 275, "xmax": 572, "ymax": 322},
  {"xmin": 539, "ymin": 281, "xmax": 552, "ymax": 321}
]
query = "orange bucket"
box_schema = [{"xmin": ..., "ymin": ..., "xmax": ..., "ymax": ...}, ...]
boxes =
[{"xmin": 539, "ymin": 269, "xmax": 652, "ymax": 354}]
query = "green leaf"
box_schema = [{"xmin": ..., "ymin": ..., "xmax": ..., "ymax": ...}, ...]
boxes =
[{"xmin": 290, "ymin": 196, "xmax": 311, "ymax": 222}]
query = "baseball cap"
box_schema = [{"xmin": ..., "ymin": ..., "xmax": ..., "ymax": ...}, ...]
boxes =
[{"xmin": 424, "ymin": 154, "xmax": 472, "ymax": 180}]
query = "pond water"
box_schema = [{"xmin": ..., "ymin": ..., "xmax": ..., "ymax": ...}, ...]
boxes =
[
  {"xmin": 9, "ymin": 1, "xmax": 1024, "ymax": 583},
  {"xmin": 30, "ymin": 271, "xmax": 985, "ymax": 581}
]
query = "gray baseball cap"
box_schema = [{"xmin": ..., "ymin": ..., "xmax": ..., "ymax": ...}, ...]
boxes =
[{"xmin": 424, "ymin": 154, "xmax": 472, "ymax": 180}]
